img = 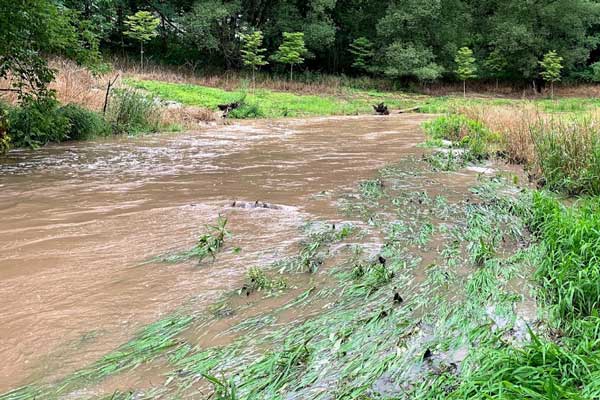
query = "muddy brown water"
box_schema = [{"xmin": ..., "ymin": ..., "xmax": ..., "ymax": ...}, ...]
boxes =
[{"xmin": 0, "ymin": 114, "xmax": 431, "ymax": 391}]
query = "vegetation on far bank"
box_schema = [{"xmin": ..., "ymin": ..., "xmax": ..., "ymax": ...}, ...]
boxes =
[{"xmin": 126, "ymin": 78, "xmax": 420, "ymax": 119}]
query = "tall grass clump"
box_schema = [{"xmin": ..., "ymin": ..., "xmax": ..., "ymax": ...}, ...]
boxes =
[
  {"xmin": 530, "ymin": 192, "xmax": 600, "ymax": 322},
  {"xmin": 449, "ymin": 192, "xmax": 600, "ymax": 399},
  {"xmin": 460, "ymin": 105, "xmax": 600, "ymax": 195},
  {"xmin": 422, "ymin": 114, "xmax": 499, "ymax": 160},
  {"xmin": 159, "ymin": 216, "xmax": 231, "ymax": 265},
  {"xmin": 106, "ymin": 88, "xmax": 161, "ymax": 134},
  {"xmin": 530, "ymin": 117, "xmax": 600, "ymax": 195}
]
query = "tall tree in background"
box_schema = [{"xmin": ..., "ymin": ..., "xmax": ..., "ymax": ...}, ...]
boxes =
[
  {"xmin": 272, "ymin": 32, "xmax": 307, "ymax": 80},
  {"xmin": 124, "ymin": 11, "xmax": 160, "ymax": 70},
  {"xmin": 539, "ymin": 51, "xmax": 563, "ymax": 100},
  {"xmin": 455, "ymin": 47, "xmax": 477, "ymax": 97},
  {"xmin": 181, "ymin": 0, "xmax": 241, "ymax": 69},
  {"xmin": 240, "ymin": 31, "xmax": 269, "ymax": 90},
  {"xmin": 349, "ymin": 37, "xmax": 374, "ymax": 72},
  {"xmin": 484, "ymin": 50, "xmax": 508, "ymax": 90}
]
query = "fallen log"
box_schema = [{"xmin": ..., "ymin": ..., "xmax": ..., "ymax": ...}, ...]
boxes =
[
  {"xmin": 217, "ymin": 102, "xmax": 241, "ymax": 118},
  {"xmin": 373, "ymin": 102, "xmax": 390, "ymax": 115},
  {"xmin": 398, "ymin": 106, "xmax": 421, "ymax": 114}
]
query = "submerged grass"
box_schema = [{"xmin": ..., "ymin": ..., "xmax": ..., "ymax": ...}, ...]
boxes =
[
  {"xmin": 158, "ymin": 216, "xmax": 230, "ymax": 265},
  {"xmin": 5, "ymin": 133, "xmax": 598, "ymax": 399}
]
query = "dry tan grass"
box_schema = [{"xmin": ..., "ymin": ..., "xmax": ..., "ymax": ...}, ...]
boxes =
[
  {"xmin": 111, "ymin": 57, "xmax": 396, "ymax": 96},
  {"xmin": 460, "ymin": 104, "xmax": 542, "ymax": 165},
  {"xmin": 0, "ymin": 58, "xmax": 218, "ymax": 125},
  {"xmin": 48, "ymin": 59, "xmax": 115, "ymax": 111},
  {"xmin": 162, "ymin": 106, "xmax": 218, "ymax": 129}
]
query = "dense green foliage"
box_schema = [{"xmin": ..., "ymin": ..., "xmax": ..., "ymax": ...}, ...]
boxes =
[
  {"xmin": 9, "ymin": 0, "xmax": 599, "ymax": 85},
  {"xmin": 58, "ymin": 104, "xmax": 111, "ymax": 141},
  {"xmin": 0, "ymin": 0, "xmax": 100, "ymax": 101},
  {"xmin": 455, "ymin": 47, "xmax": 477, "ymax": 96},
  {"xmin": 240, "ymin": 31, "xmax": 269, "ymax": 81},
  {"xmin": 271, "ymin": 32, "xmax": 307, "ymax": 80},
  {"xmin": 8, "ymin": 98, "xmax": 70, "ymax": 148},
  {"xmin": 451, "ymin": 193, "xmax": 600, "ymax": 399},
  {"xmin": 0, "ymin": 105, "xmax": 10, "ymax": 154},
  {"xmin": 423, "ymin": 115, "xmax": 498, "ymax": 161},
  {"xmin": 124, "ymin": 11, "xmax": 160, "ymax": 70}
]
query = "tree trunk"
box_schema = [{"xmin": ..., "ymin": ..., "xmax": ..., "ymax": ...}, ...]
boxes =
[
  {"xmin": 463, "ymin": 80, "xmax": 466, "ymax": 98},
  {"xmin": 551, "ymin": 81, "xmax": 554, "ymax": 100},
  {"xmin": 290, "ymin": 64, "xmax": 294, "ymax": 81},
  {"xmin": 252, "ymin": 68, "xmax": 256, "ymax": 92},
  {"xmin": 140, "ymin": 42, "xmax": 144, "ymax": 72}
]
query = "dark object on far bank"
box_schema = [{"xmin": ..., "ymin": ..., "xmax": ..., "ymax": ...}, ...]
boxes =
[
  {"xmin": 373, "ymin": 102, "xmax": 390, "ymax": 115},
  {"xmin": 218, "ymin": 102, "xmax": 241, "ymax": 117},
  {"xmin": 378, "ymin": 255, "xmax": 387, "ymax": 265}
]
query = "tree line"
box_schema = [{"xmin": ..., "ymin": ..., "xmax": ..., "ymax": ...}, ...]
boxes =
[{"xmin": 2, "ymin": 0, "xmax": 600, "ymax": 100}]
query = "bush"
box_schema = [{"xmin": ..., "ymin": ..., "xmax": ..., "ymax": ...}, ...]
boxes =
[
  {"xmin": 422, "ymin": 114, "xmax": 497, "ymax": 160},
  {"xmin": 0, "ymin": 103, "xmax": 10, "ymax": 154},
  {"xmin": 228, "ymin": 101, "xmax": 264, "ymax": 119},
  {"xmin": 58, "ymin": 104, "xmax": 111, "ymax": 140},
  {"xmin": 106, "ymin": 89, "xmax": 161, "ymax": 134},
  {"xmin": 9, "ymin": 97, "xmax": 70, "ymax": 148}
]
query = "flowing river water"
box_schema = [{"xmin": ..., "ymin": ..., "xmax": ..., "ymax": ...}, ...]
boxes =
[{"xmin": 0, "ymin": 114, "xmax": 433, "ymax": 391}]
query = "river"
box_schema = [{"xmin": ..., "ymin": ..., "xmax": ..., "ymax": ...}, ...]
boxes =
[{"xmin": 0, "ymin": 114, "xmax": 430, "ymax": 390}]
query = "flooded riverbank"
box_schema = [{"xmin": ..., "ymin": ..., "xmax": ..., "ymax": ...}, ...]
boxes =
[{"xmin": 0, "ymin": 115, "xmax": 430, "ymax": 390}]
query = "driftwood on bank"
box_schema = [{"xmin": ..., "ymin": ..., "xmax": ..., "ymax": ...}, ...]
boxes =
[
  {"xmin": 373, "ymin": 102, "xmax": 390, "ymax": 115},
  {"xmin": 398, "ymin": 106, "xmax": 421, "ymax": 114},
  {"xmin": 218, "ymin": 102, "xmax": 240, "ymax": 118}
]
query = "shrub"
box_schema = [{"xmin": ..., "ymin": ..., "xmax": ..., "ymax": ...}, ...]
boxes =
[
  {"xmin": 106, "ymin": 89, "xmax": 161, "ymax": 134},
  {"xmin": 422, "ymin": 114, "xmax": 497, "ymax": 160},
  {"xmin": 58, "ymin": 104, "xmax": 111, "ymax": 140},
  {"xmin": 228, "ymin": 101, "xmax": 265, "ymax": 119},
  {"xmin": 0, "ymin": 103, "xmax": 10, "ymax": 154},
  {"xmin": 9, "ymin": 97, "xmax": 70, "ymax": 148}
]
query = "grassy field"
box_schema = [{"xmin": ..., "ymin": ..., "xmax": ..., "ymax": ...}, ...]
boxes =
[
  {"xmin": 127, "ymin": 77, "xmax": 600, "ymax": 120},
  {"xmin": 126, "ymin": 78, "xmax": 421, "ymax": 118}
]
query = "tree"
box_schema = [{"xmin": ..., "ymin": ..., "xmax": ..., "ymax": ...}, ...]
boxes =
[
  {"xmin": 484, "ymin": 49, "xmax": 508, "ymax": 90},
  {"xmin": 455, "ymin": 47, "xmax": 477, "ymax": 97},
  {"xmin": 181, "ymin": 0, "xmax": 242, "ymax": 70},
  {"xmin": 240, "ymin": 31, "xmax": 268, "ymax": 89},
  {"xmin": 124, "ymin": 11, "xmax": 160, "ymax": 70},
  {"xmin": 0, "ymin": 0, "xmax": 101, "ymax": 102},
  {"xmin": 382, "ymin": 43, "xmax": 444, "ymax": 82},
  {"xmin": 272, "ymin": 32, "xmax": 307, "ymax": 80},
  {"xmin": 539, "ymin": 50, "xmax": 563, "ymax": 99},
  {"xmin": 349, "ymin": 37, "xmax": 374, "ymax": 72}
]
